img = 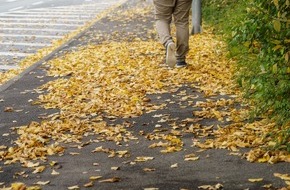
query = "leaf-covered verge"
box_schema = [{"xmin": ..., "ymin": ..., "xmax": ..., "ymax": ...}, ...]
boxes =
[
  {"xmin": 202, "ymin": 0, "xmax": 290, "ymax": 151},
  {"xmin": 1, "ymin": 1, "xmax": 290, "ymax": 189}
]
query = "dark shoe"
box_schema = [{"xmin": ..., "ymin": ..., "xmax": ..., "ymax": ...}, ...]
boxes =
[
  {"xmin": 165, "ymin": 42, "xmax": 176, "ymax": 68},
  {"xmin": 176, "ymin": 61, "xmax": 187, "ymax": 68}
]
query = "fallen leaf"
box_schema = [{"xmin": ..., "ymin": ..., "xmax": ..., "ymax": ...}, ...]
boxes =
[
  {"xmin": 170, "ymin": 163, "xmax": 178, "ymax": 168},
  {"xmin": 198, "ymin": 183, "xmax": 223, "ymax": 189},
  {"xmin": 51, "ymin": 169, "xmax": 60, "ymax": 175},
  {"xmin": 35, "ymin": 181, "xmax": 50, "ymax": 185},
  {"xmin": 69, "ymin": 152, "xmax": 80, "ymax": 155},
  {"xmin": 111, "ymin": 167, "xmax": 120, "ymax": 171},
  {"xmin": 27, "ymin": 186, "xmax": 41, "ymax": 190},
  {"xmin": 0, "ymin": 146, "xmax": 7, "ymax": 150},
  {"xmin": 262, "ymin": 184, "xmax": 272, "ymax": 188},
  {"xmin": 26, "ymin": 162, "xmax": 40, "ymax": 168},
  {"xmin": 143, "ymin": 168, "xmax": 155, "ymax": 172},
  {"xmin": 99, "ymin": 177, "xmax": 120, "ymax": 183},
  {"xmin": 68, "ymin": 185, "xmax": 79, "ymax": 189},
  {"xmin": 135, "ymin": 156, "xmax": 154, "ymax": 162},
  {"xmin": 49, "ymin": 161, "xmax": 58, "ymax": 167},
  {"xmin": 274, "ymin": 173, "xmax": 290, "ymax": 181},
  {"xmin": 184, "ymin": 153, "xmax": 199, "ymax": 161},
  {"xmin": 184, "ymin": 157, "xmax": 199, "ymax": 161},
  {"xmin": 4, "ymin": 107, "xmax": 14, "ymax": 112},
  {"xmin": 11, "ymin": 182, "xmax": 26, "ymax": 190},
  {"xmin": 32, "ymin": 166, "xmax": 45, "ymax": 174},
  {"xmin": 83, "ymin": 181, "xmax": 94, "ymax": 187},
  {"xmin": 89, "ymin": 176, "xmax": 102, "ymax": 180},
  {"xmin": 248, "ymin": 178, "xmax": 263, "ymax": 182}
]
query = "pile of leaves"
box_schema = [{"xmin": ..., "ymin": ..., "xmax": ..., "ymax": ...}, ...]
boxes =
[{"xmin": 0, "ymin": 31, "xmax": 236, "ymax": 161}]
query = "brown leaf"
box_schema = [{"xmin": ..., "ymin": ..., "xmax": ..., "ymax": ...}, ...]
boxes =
[{"xmin": 4, "ymin": 107, "xmax": 14, "ymax": 112}]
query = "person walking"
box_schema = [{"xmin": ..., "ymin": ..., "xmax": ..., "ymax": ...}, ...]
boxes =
[{"xmin": 153, "ymin": 0, "xmax": 192, "ymax": 68}]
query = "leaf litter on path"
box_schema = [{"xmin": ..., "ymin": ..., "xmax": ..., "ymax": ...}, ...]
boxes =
[{"xmin": 0, "ymin": 1, "xmax": 289, "ymax": 189}]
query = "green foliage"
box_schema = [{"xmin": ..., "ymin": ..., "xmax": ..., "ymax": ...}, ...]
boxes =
[
  {"xmin": 202, "ymin": 0, "xmax": 290, "ymax": 150},
  {"xmin": 233, "ymin": 0, "xmax": 290, "ymax": 123}
]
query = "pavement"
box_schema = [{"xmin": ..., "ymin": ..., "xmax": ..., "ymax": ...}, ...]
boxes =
[{"xmin": 0, "ymin": 0, "xmax": 290, "ymax": 190}]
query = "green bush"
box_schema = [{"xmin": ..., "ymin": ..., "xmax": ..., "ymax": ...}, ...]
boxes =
[
  {"xmin": 233, "ymin": 0, "xmax": 290, "ymax": 124},
  {"xmin": 202, "ymin": 0, "xmax": 290, "ymax": 150}
]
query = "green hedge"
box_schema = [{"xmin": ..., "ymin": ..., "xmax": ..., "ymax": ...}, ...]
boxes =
[
  {"xmin": 202, "ymin": 0, "xmax": 290, "ymax": 149},
  {"xmin": 233, "ymin": 0, "xmax": 290, "ymax": 123}
]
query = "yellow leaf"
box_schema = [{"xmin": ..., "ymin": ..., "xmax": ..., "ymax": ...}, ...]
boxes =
[
  {"xmin": 69, "ymin": 152, "xmax": 80, "ymax": 155},
  {"xmin": 273, "ymin": 45, "xmax": 283, "ymax": 51},
  {"xmin": 285, "ymin": 181, "xmax": 290, "ymax": 186},
  {"xmin": 99, "ymin": 177, "xmax": 120, "ymax": 183},
  {"xmin": 184, "ymin": 157, "xmax": 199, "ymax": 161},
  {"xmin": 262, "ymin": 184, "xmax": 272, "ymax": 188},
  {"xmin": 34, "ymin": 181, "xmax": 50, "ymax": 186},
  {"xmin": 272, "ymin": 64, "xmax": 278, "ymax": 74},
  {"xmin": 135, "ymin": 156, "xmax": 154, "ymax": 162},
  {"xmin": 170, "ymin": 163, "xmax": 178, "ymax": 168},
  {"xmin": 32, "ymin": 166, "xmax": 45, "ymax": 174},
  {"xmin": 273, "ymin": 0, "xmax": 279, "ymax": 7},
  {"xmin": 198, "ymin": 183, "xmax": 223, "ymax": 189},
  {"xmin": 27, "ymin": 186, "xmax": 41, "ymax": 190},
  {"xmin": 273, "ymin": 20, "xmax": 281, "ymax": 32},
  {"xmin": 11, "ymin": 182, "xmax": 26, "ymax": 190},
  {"xmin": 26, "ymin": 162, "xmax": 40, "ymax": 168},
  {"xmin": 143, "ymin": 168, "xmax": 155, "ymax": 172},
  {"xmin": 111, "ymin": 167, "xmax": 120, "ymax": 171},
  {"xmin": 67, "ymin": 185, "xmax": 79, "ymax": 190},
  {"xmin": 51, "ymin": 169, "xmax": 60, "ymax": 175},
  {"xmin": 83, "ymin": 181, "xmax": 94, "ymax": 188},
  {"xmin": 89, "ymin": 176, "xmax": 102, "ymax": 180},
  {"xmin": 248, "ymin": 178, "xmax": 263, "ymax": 182},
  {"xmin": 274, "ymin": 173, "xmax": 290, "ymax": 181}
]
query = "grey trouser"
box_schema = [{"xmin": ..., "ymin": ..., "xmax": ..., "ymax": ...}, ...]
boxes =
[{"xmin": 153, "ymin": 0, "xmax": 192, "ymax": 61}]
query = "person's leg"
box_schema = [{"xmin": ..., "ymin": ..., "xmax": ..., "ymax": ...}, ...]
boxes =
[
  {"xmin": 173, "ymin": 0, "xmax": 192, "ymax": 64},
  {"xmin": 153, "ymin": 0, "xmax": 175, "ymax": 47},
  {"xmin": 153, "ymin": 0, "xmax": 177, "ymax": 67}
]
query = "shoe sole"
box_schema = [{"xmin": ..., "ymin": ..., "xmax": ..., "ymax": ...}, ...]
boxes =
[
  {"xmin": 176, "ymin": 64, "xmax": 187, "ymax": 68},
  {"xmin": 166, "ymin": 43, "xmax": 176, "ymax": 68}
]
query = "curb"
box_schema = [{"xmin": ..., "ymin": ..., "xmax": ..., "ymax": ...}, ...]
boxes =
[{"xmin": 0, "ymin": 0, "xmax": 129, "ymax": 93}]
